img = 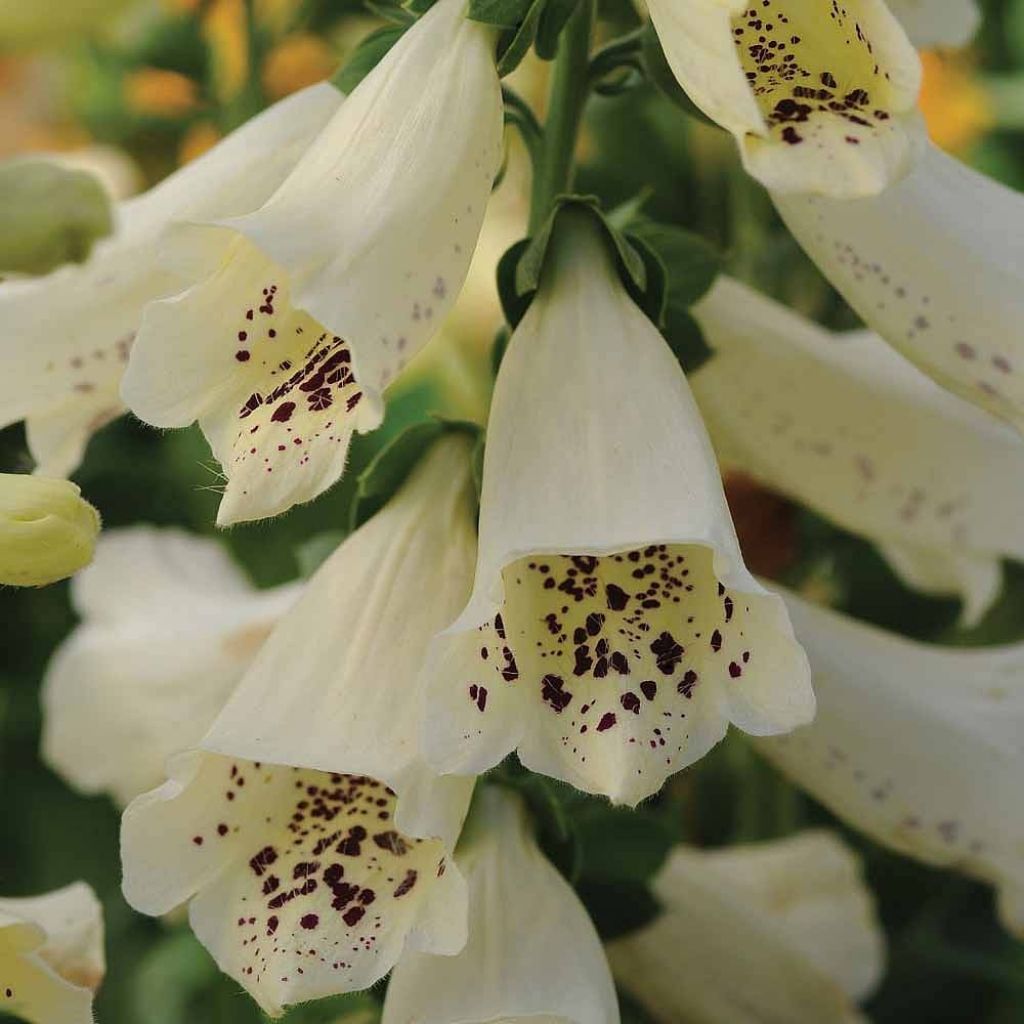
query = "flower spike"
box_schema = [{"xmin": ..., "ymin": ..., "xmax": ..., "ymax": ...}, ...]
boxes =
[{"xmin": 421, "ymin": 210, "xmax": 814, "ymax": 806}]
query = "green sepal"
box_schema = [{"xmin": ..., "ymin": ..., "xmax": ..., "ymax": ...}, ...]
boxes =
[
  {"xmin": 629, "ymin": 220, "xmax": 720, "ymax": 307},
  {"xmin": 661, "ymin": 302, "xmax": 714, "ymax": 375},
  {"xmin": 534, "ymin": 0, "xmax": 580, "ymax": 59},
  {"xmin": 578, "ymin": 879, "xmax": 663, "ymax": 940},
  {"xmin": 494, "ymin": 0, "xmax": 546, "ymax": 76},
  {"xmin": 347, "ymin": 416, "xmax": 482, "ymax": 530},
  {"xmin": 330, "ymin": 24, "xmax": 407, "ymax": 93},
  {"xmin": 467, "ymin": 0, "xmax": 533, "ymax": 28},
  {"xmin": 639, "ymin": 23, "xmax": 716, "ymax": 127}
]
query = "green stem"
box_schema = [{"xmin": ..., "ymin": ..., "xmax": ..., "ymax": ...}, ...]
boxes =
[{"xmin": 528, "ymin": 0, "xmax": 595, "ymax": 234}]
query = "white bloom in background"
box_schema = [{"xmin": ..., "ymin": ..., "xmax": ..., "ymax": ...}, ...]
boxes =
[
  {"xmin": 121, "ymin": 436, "xmax": 479, "ymax": 1016},
  {"xmin": 0, "ymin": 883, "xmax": 105, "ymax": 1024},
  {"xmin": 122, "ymin": 0, "xmax": 503, "ymax": 526},
  {"xmin": 421, "ymin": 211, "xmax": 813, "ymax": 806},
  {"xmin": 644, "ymin": 0, "xmax": 923, "ymax": 197},
  {"xmin": 886, "ymin": 0, "xmax": 981, "ymax": 47},
  {"xmin": 608, "ymin": 832, "xmax": 884, "ymax": 1023},
  {"xmin": 0, "ymin": 83, "xmax": 342, "ymax": 478},
  {"xmin": 774, "ymin": 144, "xmax": 1024, "ymax": 432},
  {"xmin": 758, "ymin": 588, "xmax": 1024, "ymax": 934},
  {"xmin": 691, "ymin": 276, "xmax": 1024, "ymax": 625},
  {"xmin": 41, "ymin": 527, "xmax": 299, "ymax": 806},
  {"xmin": 382, "ymin": 786, "xmax": 619, "ymax": 1024}
]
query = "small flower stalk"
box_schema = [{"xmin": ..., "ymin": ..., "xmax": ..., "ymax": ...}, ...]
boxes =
[
  {"xmin": 122, "ymin": 0, "xmax": 504, "ymax": 525},
  {"xmin": 421, "ymin": 211, "xmax": 814, "ymax": 806},
  {"xmin": 644, "ymin": 0, "xmax": 924, "ymax": 197}
]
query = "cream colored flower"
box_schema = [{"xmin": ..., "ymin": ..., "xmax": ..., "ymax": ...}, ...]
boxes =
[
  {"xmin": 42, "ymin": 526, "xmax": 300, "ymax": 806},
  {"xmin": 421, "ymin": 211, "xmax": 813, "ymax": 806},
  {"xmin": 122, "ymin": 0, "xmax": 504, "ymax": 525},
  {"xmin": 773, "ymin": 144, "xmax": 1024, "ymax": 432},
  {"xmin": 644, "ymin": 0, "xmax": 924, "ymax": 197},
  {"xmin": 609, "ymin": 832, "xmax": 884, "ymax": 1023},
  {"xmin": 691, "ymin": 275, "xmax": 1024, "ymax": 625},
  {"xmin": 0, "ymin": 83, "xmax": 342, "ymax": 477},
  {"xmin": 886, "ymin": 0, "xmax": 980, "ymax": 47},
  {"xmin": 0, "ymin": 883, "xmax": 104, "ymax": 1024}
]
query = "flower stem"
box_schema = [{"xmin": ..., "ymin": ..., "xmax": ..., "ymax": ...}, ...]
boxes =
[{"xmin": 528, "ymin": 0, "xmax": 595, "ymax": 235}]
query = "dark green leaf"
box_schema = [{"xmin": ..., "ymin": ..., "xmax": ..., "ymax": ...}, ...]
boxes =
[
  {"xmin": 661, "ymin": 303, "xmax": 713, "ymax": 375},
  {"xmin": 629, "ymin": 221, "xmax": 721, "ymax": 307},
  {"xmin": 330, "ymin": 25, "xmax": 406, "ymax": 93},
  {"xmin": 534, "ymin": 0, "xmax": 580, "ymax": 59},
  {"xmin": 573, "ymin": 804, "xmax": 678, "ymax": 884},
  {"xmin": 577, "ymin": 879, "xmax": 662, "ymax": 941},
  {"xmin": 467, "ymin": 0, "xmax": 532, "ymax": 27}
]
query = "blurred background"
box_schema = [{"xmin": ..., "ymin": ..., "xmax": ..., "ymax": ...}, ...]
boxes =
[{"xmin": 1, "ymin": 0, "xmax": 1023, "ymax": 1020}]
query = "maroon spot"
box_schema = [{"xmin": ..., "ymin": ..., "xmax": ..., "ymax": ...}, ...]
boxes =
[
  {"xmin": 541, "ymin": 674, "xmax": 572, "ymax": 712},
  {"xmin": 300, "ymin": 913, "xmax": 319, "ymax": 930},
  {"xmin": 235, "ymin": 350, "xmax": 250, "ymax": 362},
  {"xmin": 710, "ymin": 630, "xmax": 723, "ymax": 652},
  {"xmin": 621, "ymin": 692, "xmax": 641, "ymax": 714},
  {"xmin": 342, "ymin": 905, "xmax": 366, "ymax": 926},
  {"xmin": 372, "ymin": 831, "xmax": 408, "ymax": 856},
  {"xmin": 729, "ymin": 661, "xmax": 743, "ymax": 679},
  {"xmin": 267, "ymin": 916, "xmax": 279, "ymax": 935},
  {"xmin": 606, "ymin": 584, "xmax": 630, "ymax": 611},
  {"xmin": 393, "ymin": 870, "xmax": 418, "ymax": 897},
  {"xmin": 192, "ymin": 836, "xmax": 203, "ymax": 846},
  {"xmin": 640, "ymin": 680, "xmax": 657, "ymax": 701},
  {"xmin": 596, "ymin": 712, "xmax": 617, "ymax": 732},
  {"xmin": 677, "ymin": 670, "xmax": 698, "ymax": 698},
  {"xmin": 271, "ymin": 401, "xmax": 296, "ymax": 423}
]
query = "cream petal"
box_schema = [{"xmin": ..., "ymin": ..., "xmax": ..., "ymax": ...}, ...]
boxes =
[
  {"xmin": 0, "ymin": 883, "xmax": 104, "ymax": 1024},
  {"xmin": 608, "ymin": 833, "xmax": 883, "ymax": 1023},
  {"xmin": 886, "ymin": 0, "xmax": 981, "ymax": 47},
  {"xmin": 645, "ymin": 0, "xmax": 923, "ymax": 197},
  {"xmin": 774, "ymin": 144, "xmax": 1024, "ymax": 430},
  {"xmin": 42, "ymin": 527, "xmax": 299, "ymax": 806},
  {"xmin": 421, "ymin": 212, "xmax": 813, "ymax": 806},
  {"xmin": 121, "ymin": 752, "xmax": 467, "ymax": 1017},
  {"xmin": 202, "ymin": 435, "xmax": 478, "ymax": 848},
  {"xmin": 757, "ymin": 588, "xmax": 1024, "ymax": 934},
  {"xmin": 382, "ymin": 787, "xmax": 618, "ymax": 1024},
  {"xmin": 690, "ymin": 276, "xmax": 1024, "ymax": 621},
  {"xmin": 0, "ymin": 83, "xmax": 341, "ymax": 475}
]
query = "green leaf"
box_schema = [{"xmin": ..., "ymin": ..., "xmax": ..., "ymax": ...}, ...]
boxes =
[
  {"xmin": 495, "ymin": 0, "xmax": 546, "ymax": 76},
  {"xmin": 629, "ymin": 221, "xmax": 721, "ymax": 307},
  {"xmin": 662, "ymin": 302, "xmax": 713, "ymax": 375},
  {"xmin": 295, "ymin": 531, "xmax": 347, "ymax": 579},
  {"xmin": 403, "ymin": 0, "xmax": 438, "ymax": 12},
  {"xmin": 534, "ymin": 0, "xmax": 580, "ymax": 59},
  {"xmin": 573, "ymin": 804, "xmax": 678, "ymax": 884},
  {"xmin": 467, "ymin": 0, "xmax": 532, "ymax": 27},
  {"xmin": 577, "ymin": 879, "xmax": 662, "ymax": 941},
  {"xmin": 330, "ymin": 25, "xmax": 406, "ymax": 93}
]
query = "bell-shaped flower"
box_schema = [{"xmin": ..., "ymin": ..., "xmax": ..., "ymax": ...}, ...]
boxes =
[
  {"xmin": 421, "ymin": 211, "xmax": 814, "ymax": 807},
  {"xmin": 886, "ymin": 0, "xmax": 981, "ymax": 47},
  {"xmin": 758, "ymin": 588, "xmax": 1024, "ymax": 934},
  {"xmin": 608, "ymin": 831, "xmax": 884, "ymax": 1023},
  {"xmin": 0, "ymin": 82, "xmax": 342, "ymax": 478},
  {"xmin": 121, "ymin": 0, "xmax": 503, "ymax": 526},
  {"xmin": 121, "ymin": 435, "xmax": 479, "ymax": 1015},
  {"xmin": 691, "ymin": 276, "xmax": 1024, "ymax": 625},
  {"xmin": 643, "ymin": 0, "xmax": 924, "ymax": 198},
  {"xmin": 41, "ymin": 526, "xmax": 300, "ymax": 806},
  {"xmin": 382, "ymin": 786, "xmax": 619, "ymax": 1024},
  {"xmin": 0, "ymin": 882, "xmax": 105, "ymax": 1024},
  {"xmin": 773, "ymin": 144, "xmax": 1024, "ymax": 431},
  {"xmin": 0, "ymin": 474, "xmax": 100, "ymax": 587}
]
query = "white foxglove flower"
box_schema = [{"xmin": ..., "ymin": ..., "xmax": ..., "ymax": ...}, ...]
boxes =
[
  {"xmin": 0, "ymin": 883, "xmax": 104, "ymax": 1024},
  {"xmin": 886, "ymin": 0, "xmax": 981, "ymax": 47},
  {"xmin": 691, "ymin": 276, "xmax": 1024, "ymax": 625},
  {"xmin": 382, "ymin": 786, "xmax": 619, "ymax": 1024},
  {"xmin": 608, "ymin": 832, "xmax": 884, "ymax": 1023},
  {"xmin": 121, "ymin": 437, "xmax": 478, "ymax": 1015},
  {"xmin": 774, "ymin": 144, "xmax": 1024, "ymax": 432},
  {"xmin": 122, "ymin": 0, "xmax": 503, "ymax": 526},
  {"xmin": 759, "ymin": 589, "xmax": 1024, "ymax": 934},
  {"xmin": 421, "ymin": 211, "xmax": 814, "ymax": 806},
  {"xmin": 0, "ymin": 83, "xmax": 342, "ymax": 478},
  {"xmin": 644, "ymin": 0, "xmax": 924, "ymax": 198},
  {"xmin": 41, "ymin": 527, "xmax": 299, "ymax": 806}
]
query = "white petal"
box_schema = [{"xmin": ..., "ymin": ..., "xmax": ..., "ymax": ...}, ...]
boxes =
[
  {"xmin": 886, "ymin": 0, "xmax": 981, "ymax": 47},
  {"xmin": 126, "ymin": 0, "xmax": 502, "ymax": 524},
  {"xmin": 202, "ymin": 435, "xmax": 478, "ymax": 848},
  {"xmin": 42, "ymin": 527, "xmax": 299, "ymax": 805},
  {"xmin": 690, "ymin": 277, "xmax": 1024, "ymax": 620},
  {"xmin": 421, "ymin": 212, "xmax": 813, "ymax": 806},
  {"xmin": 0, "ymin": 83, "xmax": 341, "ymax": 475},
  {"xmin": 644, "ymin": 0, "xmax": 923, "ymax": 197},
  {"xmin": 382, "ymin": 787, "xmax": 618, "ymax": 1024},
  {"xmin": 121, "ymin": 752, "xmax": 467, "ymax": 1017},
  {"xmin": 774, "ymin": 144, "xmax": 1024, "ymax": 431},
  {"xmin": 0, "ymin": 883, "xmax": 104, "ymax": 1024},
  {"xmin": 757, "ymin": 588, "xmax": 1024, "ymax": 935},
  {"xmin": 608, "ymin": 833, "xmax": 884, "ymax": 1023}
]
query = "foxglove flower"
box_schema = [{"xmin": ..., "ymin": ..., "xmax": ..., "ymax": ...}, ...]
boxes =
[
  {"xmin": 774, "ymin": 144, "xmax": 1024, "ymax": 431},
  {"xmin": 121, "ymin": 0, "xmax": 504, "ymax": 525},
  {"xmin": 382, "ymin": 786, "xmax": 619, "ymax": 1024},
  {"xmin": 886, "ymin": 0, "xmax": 981, "ymax": 47},
  {"xmin": 121, "ymin": 436, "xmax": 478, "ymax": 1015},
  {"xmin": 421, "ymin": 212, "xmax": 814, "ymax": 806},
  {"xmin": 42, "ymin": 527, "xmax": 300, "ymax": 806},
  {"xmin": 759, "ymin": 589, "xmax": 1024, "ymax": 933},
  {"xmin": 0, "ymin": 474, "xmax": 100, "ymax": 587},
  {"xmin": 608, "ymin": 832, "xmax": 884, "ymax": 1022},
  {"xmin": 0, "ymin": 83, "xmax": 341, "ymax": 478},
  {"xmin": 691, "ymin": 276, "xmax": 1024, "ymax": 625},
  {"xmin": 643, "ymin": 0, "xmax": 924, "ymax": 197},
  {"xmin": 0, "ymin": 883, "xmax": 104, "ymax": 1024}
]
